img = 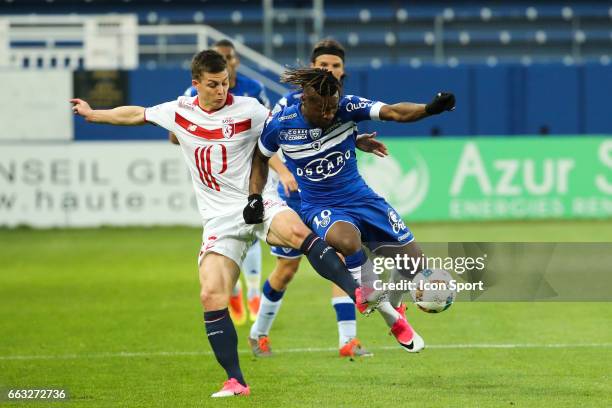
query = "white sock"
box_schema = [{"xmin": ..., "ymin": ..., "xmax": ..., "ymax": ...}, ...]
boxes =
[
  {"xmin": 388, "ymin": 268, "xmax": 407, "ymax": 308},
  {"xmin": 377, "ymin": 301, "xmax": 400, "ymax": 328},
  {"xmin": 242, "ymin": 240, "xmax": 262, "ymax": 300},
  {"xmin": 332, "ymin": 296, "xmax": 356, "ymax": 347},
  {"xmin": 250, "ymin": 294, "xmax": 283, "ymax": 338},
  {"xmin": 337, "ymin": 321, "xmax": 356, "ymax": 347},
  {"xmin": 348, "ymin": 266, "xmax": 362, "ymax": 285}
]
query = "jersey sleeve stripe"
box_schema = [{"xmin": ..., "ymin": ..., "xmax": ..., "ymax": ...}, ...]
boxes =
[
  {"xmin": 175, "ymin": 113, "xmax": 251, "ymax": 140},
  {"xmin": 258, "ymin": 138, "xmax": 276, "ymax": 158},
  {"xmin": 370, "ymin": 102, "xmax": 386, "ymax": 121}
]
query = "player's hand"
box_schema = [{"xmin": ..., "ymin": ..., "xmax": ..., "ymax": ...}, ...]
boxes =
[
  {"xmin": 425, "ymin": 92, "xmax": 456, "ymax": 115},
  {"xmin": 70, "ymin": 98, "xmax": 93, "ymax": 120},
  {"xmin": 356, "ymin": 132, "xmax": 388, "ymax": 157},
  {"xmin": 279, "ymin": 172, "xmax": 298, "ymax": 196},
  {"xmin": 243, "ymin": 194, "xmax": 264, "ymax": 224}
]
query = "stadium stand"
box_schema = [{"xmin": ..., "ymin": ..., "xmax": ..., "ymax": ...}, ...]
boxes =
[
  {"xmin": 3, "ymin": 1, "xmax": 611, "ymax": 137},
  {"xmin": 3, "ymin": 0, "xmax": 612, "ymax": 67}
]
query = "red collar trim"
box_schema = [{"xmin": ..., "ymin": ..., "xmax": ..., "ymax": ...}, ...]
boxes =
[{"xmin": 194, "ymin": 93, "xmax": 234, "ymax": 114}]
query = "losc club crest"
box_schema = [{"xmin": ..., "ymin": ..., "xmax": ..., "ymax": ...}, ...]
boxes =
[
  {"xmin": 222, "ymin": 118, "xmax": 235, "ymax": 139},
  {"xmin": 309, "ymin": 128, "xmax": 322, "ymax": 140}
]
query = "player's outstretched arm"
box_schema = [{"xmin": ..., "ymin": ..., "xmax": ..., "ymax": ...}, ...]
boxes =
[
  {"xmin": 70, "ymin": 98, "xmax": 146, "ymax": 126},
  {"xmin": 380, "ymin": 92, "xmax": 455, "ymax": 123},
  {"xmin": 243, "ymin": 147, "xmax": 270, "ymax": 224}
]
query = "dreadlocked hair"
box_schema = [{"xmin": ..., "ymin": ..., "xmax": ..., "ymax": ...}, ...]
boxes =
[{"xmin": 280, "ymin": 67, "xmax": 342, "ymax": 97}]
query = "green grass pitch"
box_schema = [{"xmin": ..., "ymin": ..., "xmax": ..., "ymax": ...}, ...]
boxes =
[{"xmin": 1, "ymin": 221, "xmax": 611, "ymax": 407}]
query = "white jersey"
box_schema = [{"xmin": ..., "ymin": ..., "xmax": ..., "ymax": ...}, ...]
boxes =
[{"xmin": 145, "ymin": 94, "xmax": 271, "ymax": 220}]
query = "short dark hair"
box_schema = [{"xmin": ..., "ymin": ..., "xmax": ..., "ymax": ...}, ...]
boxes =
[
  {"xmin": 214, "ymin": 39, "xmax": 235, "ymax": 49},
  {"xmin": 191, "ymin": 50, "xmax": 227, "ymax": 80},
  {"xmin": 311, "ymin": 39, "xmax": 345, "ymax": 63}
]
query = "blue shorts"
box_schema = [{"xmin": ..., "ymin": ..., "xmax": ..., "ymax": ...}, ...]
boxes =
[
  {"xmin": 301, "ymin": 195, "xmax": 414, "ymax": 252},
  {"xmin": 270, "ymin": 193, "xmax": 303, "ymax": 259}
]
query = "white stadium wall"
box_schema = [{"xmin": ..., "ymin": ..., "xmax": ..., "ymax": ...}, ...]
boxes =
[
  {"xmin": 0, "ymin": 142, "xmax": 201, "ymax": 227},
  {"xmin": 0, "ymin": 70, "xmax": 74, "ymax": 141}
]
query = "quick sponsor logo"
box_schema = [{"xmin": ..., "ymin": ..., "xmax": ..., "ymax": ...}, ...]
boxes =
[
  {"xmin": 296, "ymin": 150, "xmax": 351, "ymax": 181},
  {"xmin": 345, "ymin": 101, "xmax": 372, "ymax": 112}
]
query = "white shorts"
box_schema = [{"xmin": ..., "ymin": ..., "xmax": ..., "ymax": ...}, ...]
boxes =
[{"xmin": 198, "ymin": 195, "xmax": 293, "ymax": 267}]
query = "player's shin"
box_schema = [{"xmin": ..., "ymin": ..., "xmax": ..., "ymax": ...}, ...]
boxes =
[
  {"xmin": 388, "ymin": 267, "xmax": 407, "ymax": 308},
  {"xmin": 250, "ymin": 280, "xmax": 284, "ymax": 339},
  {"xmin": 204, "ymin": 309, "xmax": 246, "ymax": 386},
  {"xmin": 300, "ymin": 233, "xmax": 358, "ymax": 302},
  {"xmin": 242, "ymin": 241, "xmax": 262, "ymax": 318}
]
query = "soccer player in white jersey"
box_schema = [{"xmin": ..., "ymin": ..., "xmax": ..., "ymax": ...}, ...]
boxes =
[
  {"xmin": 170, "ymin": 40, "xmax": 271, "ymax": 326},
  {"xmin": 71, "ymin": 50, "xmax": 377, "ymax": 398}
]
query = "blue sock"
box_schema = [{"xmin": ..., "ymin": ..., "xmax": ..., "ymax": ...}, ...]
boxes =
[
  {"xmin": 263, "ymin": 279, "xmax": 284, "ymax": 302},
  {"xmin": 345, "ymin": 249, "xmax": 367, "ymax": 284},
  {"xmin": 345, "ymin": 249, "xmax": 367, "ymax": 270},
  {"xmin": 204, "ymin": 308, "xmax": 246, "ymax": 386},
  {"xmin": 333, "ymin": 300, "xmax": 356, "ymax": 322},
  {"xmin": 300, "ymin": 233, "xmax": 358, "ymax": 301}
]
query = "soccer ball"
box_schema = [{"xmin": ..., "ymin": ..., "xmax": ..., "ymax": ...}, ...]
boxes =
[{"xmin": 409, "ymin": 269, "xmax": 456, "ymax": 313}]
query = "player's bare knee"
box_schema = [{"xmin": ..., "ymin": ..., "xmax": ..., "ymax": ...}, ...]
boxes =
[
  {"xmin": 334, "ymin": 235, "xmax": 361, "ymax": 256},
  {"xmin": 290, "ymin": 223, "xmax": 311, "ymax": 247},
  {"xmin": 276, "ymin": 273, "xmax": 293, "ymax": 288},
  {"xmin": 279, "ymin": 263, "xmax": 298, "ymax": 285},
  {"xmin": 199, "ymin": 287, "xmax": 227, "ymax": 310}
]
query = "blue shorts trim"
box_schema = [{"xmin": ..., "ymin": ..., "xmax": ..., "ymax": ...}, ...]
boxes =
[{"xmin": 270, "ymin": 246, "xmax": 302, "ymax": 259}]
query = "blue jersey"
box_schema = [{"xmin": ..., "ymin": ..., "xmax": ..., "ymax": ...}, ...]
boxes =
[
  {"xmin": 271, "ymin": 89, "xmax": 302, "ymax": 115},
  {"xmin": 271, "ymin": 89, "xmax": 303, "ymax": 201},
  {"xmin": 184, "ymin": 72, "xmax": 270, "ymax": 108},
  {"xmin": 259, "ymin": 94, "xmax": 385, "ymax": 207}
]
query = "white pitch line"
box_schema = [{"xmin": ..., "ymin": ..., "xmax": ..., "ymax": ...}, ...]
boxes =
[{"xmin": 1, "ymin": 343, "xmax": 611, "ymax": 361}]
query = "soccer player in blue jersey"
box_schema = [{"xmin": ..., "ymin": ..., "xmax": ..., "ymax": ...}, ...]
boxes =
[
  {"xmin": 248, "ymin": 40, "xmax": 385, "ymax": 358},
  {"xmin": 246, "ymin": 67, "xmax": 455, "ymax": 352},
  {"xmin": 170, "ymin": 39, "xmax": 270, "ymax": 326}
]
